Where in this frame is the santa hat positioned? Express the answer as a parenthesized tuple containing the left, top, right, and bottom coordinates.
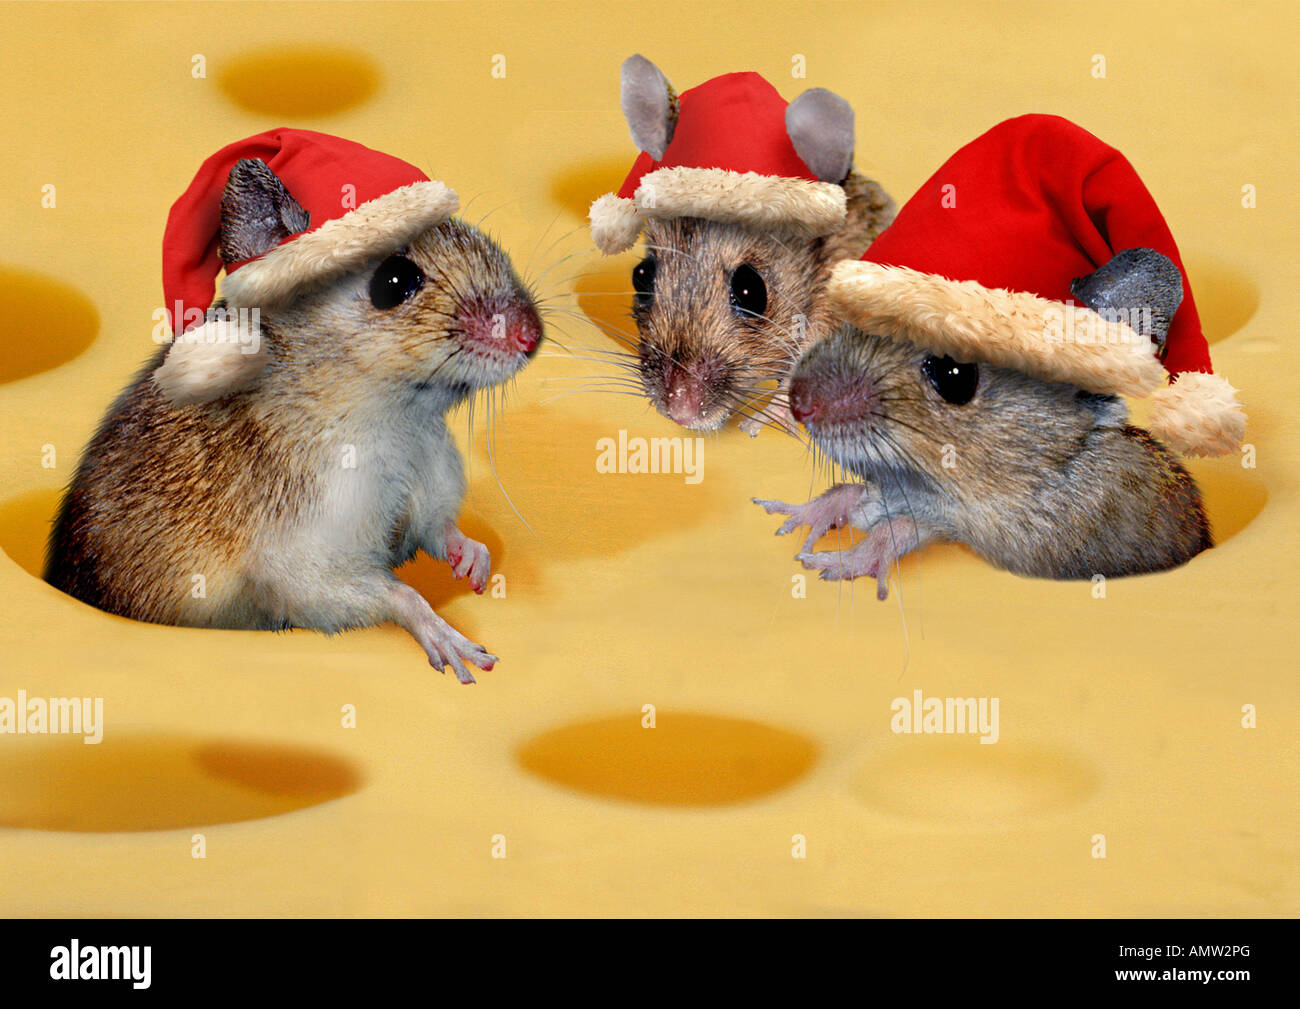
(152, 128, 458, 405)
(827, 114, 1245, 457)
(588, 56, 854, 255)
(162, 127, 458, 333)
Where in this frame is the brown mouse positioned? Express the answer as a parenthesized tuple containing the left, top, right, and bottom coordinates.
(589, 55, 895, 433)
(756, 250, 1213, 598)
(45, 139, 541, 684)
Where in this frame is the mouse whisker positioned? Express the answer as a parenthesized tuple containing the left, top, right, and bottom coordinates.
(529, 249, 611, 294)
(468, 195, 523, 232)
(523, 220, 593, 284)
(476, 377, 537, 540)
(522, 208, 570, 280)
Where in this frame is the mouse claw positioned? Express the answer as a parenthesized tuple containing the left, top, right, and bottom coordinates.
(752, 498, 799, 531)
(757, 484, 870, 550)
(795, 516, 920, 598)
(444, 524, 491, 593)
(390, 582, 497, 683)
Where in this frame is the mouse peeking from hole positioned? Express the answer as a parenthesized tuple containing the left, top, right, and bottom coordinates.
(588, 55, 895, 434)
(756, 115, 1246, 598)
(44, 129, 542, 683)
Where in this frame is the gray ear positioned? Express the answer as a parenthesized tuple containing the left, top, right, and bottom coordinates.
(1070, 248, 1183, 350)
(786, 88, 855, 183)
(218, 158, 311, 264)
(620, 54, 678, 160)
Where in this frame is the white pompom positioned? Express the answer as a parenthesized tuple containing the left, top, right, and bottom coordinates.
(1147, 371, 1246, 457)
(152, 318, 268, 406)
(589, 194, 642, 255)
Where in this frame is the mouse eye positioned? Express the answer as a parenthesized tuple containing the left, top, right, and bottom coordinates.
(729, 264, 767, 318)
(632, 255, 656, 306)
(922, 354, 979, 405)
(369, 254, 424, 310)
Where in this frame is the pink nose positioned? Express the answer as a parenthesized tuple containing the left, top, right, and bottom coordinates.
(506, 304, 542, 354)
(664, 364, 705, 426)
(788, 377, 819, 424)
(457, 298, 542, 355)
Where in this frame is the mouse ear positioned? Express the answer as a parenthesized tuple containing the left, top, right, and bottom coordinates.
(219, 158, 311, 265)
(152, 315, 268, 407)
(786, 88, 855, 183)
(1070, 248, 1184, 353)
(620, 54, 678, 160)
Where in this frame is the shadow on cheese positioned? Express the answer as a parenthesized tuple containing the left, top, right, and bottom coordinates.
(0, 732, 362, 832)
(217, 46, 380, 118)
(0, 267, 99, 384)
(517, 711, 817, 806)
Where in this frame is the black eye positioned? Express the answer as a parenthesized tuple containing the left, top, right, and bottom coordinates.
(729, 264, 767, 318)
(922, 354, 979, 405)
(369, 254, 424, 310)
(632, 255, 656, 306)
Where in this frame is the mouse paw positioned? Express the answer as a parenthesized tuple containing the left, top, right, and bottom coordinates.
(754, 483, 871, 553)
(413, 611, 498, 684)
(796, 517, 919, 601)
(738, 400, 798, 438)
(389, 583, 497, 683)
(444, 524, 491, 594)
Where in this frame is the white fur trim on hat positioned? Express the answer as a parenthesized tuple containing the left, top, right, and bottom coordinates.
(827, 260, 1167, 399)
(589, 166, 847, 255)
(589, 193, 644, 255)
(1147, 370, 1245, 457)
(152, 317, 268, 406)
(219, 180, 458, 309)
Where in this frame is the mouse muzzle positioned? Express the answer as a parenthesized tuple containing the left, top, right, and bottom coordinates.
(651, 352, 733, 430)
(452, 292, 542, 379)
(788, 368, 878, 432)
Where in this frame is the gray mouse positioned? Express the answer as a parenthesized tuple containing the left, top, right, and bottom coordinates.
(755, 248, 1212, 598)
(590, 55, 895, 433)
(45, 156, 541, 683)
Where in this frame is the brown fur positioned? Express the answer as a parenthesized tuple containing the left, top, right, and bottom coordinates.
(793, 325, 1211, 580)
(634, 170, 894, 429)
(45, 217, 536, 629)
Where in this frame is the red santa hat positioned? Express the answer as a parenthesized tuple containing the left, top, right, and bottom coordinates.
(589, 58, 852, 255)
(162, 128, 458, 333)
(827, 114, 1245, 457)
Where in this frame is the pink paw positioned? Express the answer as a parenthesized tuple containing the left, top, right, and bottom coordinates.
(754, 483, 871, 553)
(738, 399, 798, 437)
(796, 517, 918, 600)
(444, 525, 491, 594)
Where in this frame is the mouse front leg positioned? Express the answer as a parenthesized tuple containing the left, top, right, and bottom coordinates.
(440, 520, 491, 595)
(754, 482, 877, 553)
(738, 376, 800, 437)
(796, 516, 939, 601)
(755, 484, 940, 600)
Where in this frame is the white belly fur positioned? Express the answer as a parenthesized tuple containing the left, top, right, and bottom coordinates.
(231, 408, 466, 630)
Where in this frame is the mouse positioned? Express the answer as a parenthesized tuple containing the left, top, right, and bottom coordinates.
(755, 248, 1213, 599)
(44, 140, 542, 684)
(588, 55, 895, 433)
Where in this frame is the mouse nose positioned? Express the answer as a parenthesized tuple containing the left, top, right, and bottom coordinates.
(456, 297, 542, 356)
(506, 301, 542, 354)
(663, 362, 706, 427)
(788, 377, 819, 425)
